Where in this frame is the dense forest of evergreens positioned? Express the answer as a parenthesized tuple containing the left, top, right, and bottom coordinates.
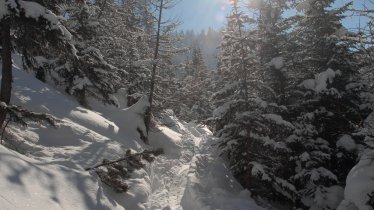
(0, 0, 373, 209)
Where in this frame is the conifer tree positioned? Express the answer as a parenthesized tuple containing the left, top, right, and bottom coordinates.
(0, 0, 73, 127)
(145, 0, 180, 137)
(286, 1, 373, 208)
(254, 0, 290, 104)
(213, 1, 297, 206)
(175, 44, 212, 122)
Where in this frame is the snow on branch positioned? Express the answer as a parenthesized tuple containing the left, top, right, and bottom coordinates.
(0, 101, 58, 127)
(85, 149, 164, 193)
(300, 68, 341, 93)
(0, 0, 72, 40)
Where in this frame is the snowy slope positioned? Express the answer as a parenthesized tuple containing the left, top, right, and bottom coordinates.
(0, 144, 123, 210)
(0, 61, 263, 209)
(1, 60, 149, 210)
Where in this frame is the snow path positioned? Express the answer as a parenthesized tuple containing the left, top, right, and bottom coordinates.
(145, 123, 264, 210)
(146, 127, 196, 210)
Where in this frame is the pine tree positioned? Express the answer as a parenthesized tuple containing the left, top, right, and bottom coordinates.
(174, 44, 212, 122)
(286, 1, 373, 209)
(254, 0, 290, 104)
(63, 0, 152, 107)
(213, 1, 297, 207)
(0, 0, 73, 127)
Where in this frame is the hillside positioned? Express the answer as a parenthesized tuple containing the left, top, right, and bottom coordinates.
(0, 60, 262, 210)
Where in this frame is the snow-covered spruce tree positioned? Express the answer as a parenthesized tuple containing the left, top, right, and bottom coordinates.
(18, 0, 152, 107)
(61, 0, 153, 107)
(175, 44, 213, 122)
(88, 0, 153, 107)
(285, 1, 373, 209)
(10, 0, 117, 107)
(188, 45, 213, 121)
(58, 2, 120, 106)
(212, 1, 297, 207)
(0, 0, 72, 127)
(252, 0, 291, 104)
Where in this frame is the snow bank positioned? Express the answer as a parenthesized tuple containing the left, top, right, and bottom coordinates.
(1, 62, 152, 210)
(148, 126, 182, 157)
(11, 66, 123, 139)
(0, 145, 124, 210)
(158, 109, 186, 133)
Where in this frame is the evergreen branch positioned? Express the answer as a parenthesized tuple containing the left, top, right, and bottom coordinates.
(85, 148, 164, 171)
(0, 102, 59, 127)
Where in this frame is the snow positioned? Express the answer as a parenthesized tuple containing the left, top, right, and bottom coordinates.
(1, 0, 72, 40)
(0, 60, 263, 209)
(180, 125, 265, 210)
(0, 62, 151, 209)
(296, 0, 314, 12)
(294, 167, 338, 183)
(145, 117, 264, 210)
(336, 135, 357, 152)
(213, 100, 233, 118)
(72, 77, 93, 91)
(253, 97, 268, 108)
(334, 26, 349, 38)
(250, 162, 271, 181)
(300, 152, 311, 162)
(250, 132, 288, 150)
(0, 145, 124, 210)
(0, 0, 9, 18)
(0, 101, 7, 109)
(312, 186, 344, 210)
(269, 57, 284, 70)
(263, 113, 294, 129)
(338, 150, 374, 210)
(248, 0, 264, 9)
(148, 126, 182, 157)
(301, 68, 341, 93)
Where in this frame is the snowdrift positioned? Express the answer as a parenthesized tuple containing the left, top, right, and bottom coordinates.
(0, 144, 123, 210)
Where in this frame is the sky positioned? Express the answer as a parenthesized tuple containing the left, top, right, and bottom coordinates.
(166, 0, 373, 33)
(165, 0, 231, 32)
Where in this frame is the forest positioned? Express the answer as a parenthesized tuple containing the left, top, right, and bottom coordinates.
(0, 0, 373, 209)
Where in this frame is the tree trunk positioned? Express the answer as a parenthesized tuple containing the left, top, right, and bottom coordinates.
(233, 2, 248, 102)
(0, 19, 13, 128)
(144, 0, 163, 142)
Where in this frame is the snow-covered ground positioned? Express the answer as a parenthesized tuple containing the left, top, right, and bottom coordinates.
(146, 116, 263, 210)
(0, 61, 263, 209)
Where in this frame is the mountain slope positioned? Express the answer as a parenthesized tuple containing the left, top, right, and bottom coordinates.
(0, 60, 263, 210)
